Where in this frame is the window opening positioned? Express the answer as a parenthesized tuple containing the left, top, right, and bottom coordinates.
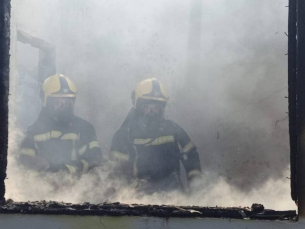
(0, 0, 302, 220)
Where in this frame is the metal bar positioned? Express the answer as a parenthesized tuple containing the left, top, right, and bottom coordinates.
(0, 0, 11, 203)
(297, 0, 305, 217)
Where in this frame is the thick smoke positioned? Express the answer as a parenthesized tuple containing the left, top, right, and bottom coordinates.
(7, 0, 295, 210)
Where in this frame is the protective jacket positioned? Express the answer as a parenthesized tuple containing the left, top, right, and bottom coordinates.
(19, 108, 102, 174)
(110, 114, 201, 192)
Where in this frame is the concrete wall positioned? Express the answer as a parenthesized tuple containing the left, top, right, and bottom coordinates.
(0, 214, 303, 229)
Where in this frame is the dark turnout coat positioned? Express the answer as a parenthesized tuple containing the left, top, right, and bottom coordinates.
(19, 108, 102, 174)
(110, 112, 201, 191)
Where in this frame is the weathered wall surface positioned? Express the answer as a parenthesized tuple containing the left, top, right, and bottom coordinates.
(0, 214, 303, 229)
(0, 0, 10, 202)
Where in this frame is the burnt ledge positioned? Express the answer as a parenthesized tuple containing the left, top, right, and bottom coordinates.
(0, 200, 297, 221)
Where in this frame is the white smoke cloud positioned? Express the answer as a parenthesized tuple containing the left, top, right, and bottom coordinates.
(6, 160, 295, 210)
(6, 0, 296, 211)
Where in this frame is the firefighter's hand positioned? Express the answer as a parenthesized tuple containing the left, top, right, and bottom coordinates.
(32, 156, 50, 171)
(188, 170, 202, 193)
(63, 161, 82, 174)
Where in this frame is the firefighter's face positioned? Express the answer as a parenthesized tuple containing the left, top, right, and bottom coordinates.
(139, 100, 164, 122)
(47, 97, 75, 122)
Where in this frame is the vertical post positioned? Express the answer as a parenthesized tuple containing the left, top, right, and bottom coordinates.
(0, 0, 11, 203)
(185, 0, 202, 89)
(297, 0, 305, 217)
(178, 0, 202, 102)
(288, 0, 297, 203)
(187, 0, 202, 72)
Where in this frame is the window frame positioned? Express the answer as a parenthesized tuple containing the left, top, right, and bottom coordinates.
(0, 0, 304, 220)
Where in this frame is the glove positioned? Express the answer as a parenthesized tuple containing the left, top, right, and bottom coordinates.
(63, 161, 83, 174)
(32, 155, 50, 171)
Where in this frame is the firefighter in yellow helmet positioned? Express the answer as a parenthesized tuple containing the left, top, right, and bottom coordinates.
(19, 74, 102, 174)
(110, 78, 202, 193)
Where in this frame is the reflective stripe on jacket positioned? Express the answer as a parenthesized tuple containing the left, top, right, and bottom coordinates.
(19, 108, 102, 174)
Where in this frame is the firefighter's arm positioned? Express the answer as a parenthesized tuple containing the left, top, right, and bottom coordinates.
(75, 124, 102, 174)
(19, 132, 50, 171)
(109, 128, 133, 179)
(174, 122, 202, 182)
(181, 147, 202, 182)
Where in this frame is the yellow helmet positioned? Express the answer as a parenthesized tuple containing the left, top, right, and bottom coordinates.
(41, 73, 77, 106)
(132, 78, 169, 108)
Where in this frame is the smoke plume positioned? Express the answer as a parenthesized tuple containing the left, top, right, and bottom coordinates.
(6, 0, 295, 210)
